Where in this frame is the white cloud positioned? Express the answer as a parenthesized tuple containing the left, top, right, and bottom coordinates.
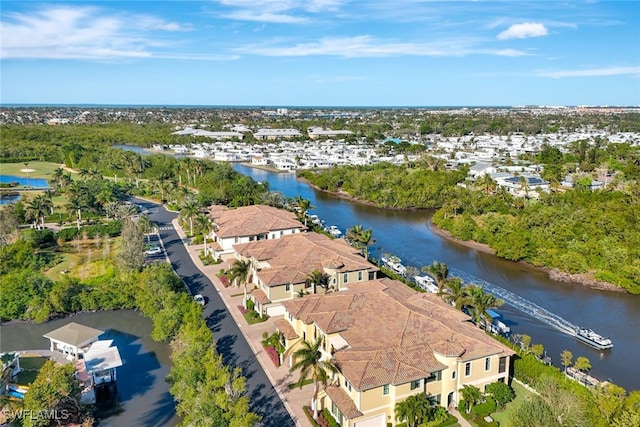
(497, 22, 549, 40)
(223, 11, 308, 24)
(0, 5, 220, 61)
(538, 66, 640, 78)
(216, 0, 343, 23)
(235, 35, 528, 58)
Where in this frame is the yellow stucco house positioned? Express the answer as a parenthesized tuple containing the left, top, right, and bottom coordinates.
(233, 232, 379, 317)
(279, 278, 515, 427)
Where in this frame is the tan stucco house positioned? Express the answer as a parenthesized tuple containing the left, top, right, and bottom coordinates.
(233, 232, 379, 317)
(280, 278, 515, 427)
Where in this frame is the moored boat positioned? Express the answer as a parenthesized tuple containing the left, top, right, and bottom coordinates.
(413, 275, 438, 293)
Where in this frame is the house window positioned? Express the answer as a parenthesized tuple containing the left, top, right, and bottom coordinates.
(345, 379, 352, 392)
(451, 371, 456, 380)
(383, 384, 390, 395)
(331, 402, 344, 424)
(410, 380, 421, 390)
(343, 273, 348, 284)
(358, 271, 363, 281)
(499, 357, 507, 373)
(426, 371, 442, 383)
(249, 236, 255, 241)
(280, 231, 284, 236)
(271, 234, 276, 239)
(285, 283, 291, 292)
(485, 357, 491, 371)
(434, 394, 442, 405)
(465, 362, 471, 377)
(234, 237, 239, 243)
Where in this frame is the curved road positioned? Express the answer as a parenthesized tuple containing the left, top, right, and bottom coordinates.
(135, 198, 294, 427)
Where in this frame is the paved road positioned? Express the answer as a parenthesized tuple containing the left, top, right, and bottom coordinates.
(134, 198, 294, 427)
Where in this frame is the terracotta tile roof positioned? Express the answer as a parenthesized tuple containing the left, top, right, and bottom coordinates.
(252, 289, 270, 305)
(324, 385, 363, 419)
(235, 232, 378, 287)
(274, 319, 299, 340)
(284, 278, 514, 391)
(208, 204, 305, 238)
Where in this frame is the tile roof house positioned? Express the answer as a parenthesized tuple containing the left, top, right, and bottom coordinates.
(43, 322, 104, 360)
(280, 279, 515, 427)
(233, 232, 379, 317)
(206, 204, 306, 259)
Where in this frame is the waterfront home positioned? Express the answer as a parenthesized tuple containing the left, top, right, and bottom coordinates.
(280, 278, 514, 427)
(43, 322, 104, 361)
(234, 232, 378, 317)
(206, 204, 306, 259)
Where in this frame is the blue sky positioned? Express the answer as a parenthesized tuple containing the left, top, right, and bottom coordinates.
(1, 1, 639, 106)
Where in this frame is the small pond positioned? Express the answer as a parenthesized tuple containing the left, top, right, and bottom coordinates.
(0, 310, 178, 427)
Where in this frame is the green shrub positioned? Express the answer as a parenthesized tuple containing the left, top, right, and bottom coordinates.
(471, 397, 496, 417)
(323, 408, 340, 427)
(246, 299, 255, 311)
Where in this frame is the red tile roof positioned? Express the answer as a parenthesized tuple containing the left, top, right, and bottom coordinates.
(283, 278, 514, 391)
(208, 204, 306, 238)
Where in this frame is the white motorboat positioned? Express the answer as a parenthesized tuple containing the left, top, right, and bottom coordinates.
(575, 327, 613, 350)
(414, 275, 438, 293)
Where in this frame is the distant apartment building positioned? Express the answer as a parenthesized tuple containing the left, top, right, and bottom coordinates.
(308, 127, 355, 139)
(206, 205, 306, 259)
(253, 128, 302, 140)
(279, 279, 514, 427)
(172, 127, 243, 140)
(233, 232, 378, 317)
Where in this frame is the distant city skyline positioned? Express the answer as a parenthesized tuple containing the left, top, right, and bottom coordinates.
(1, 1, 639, 106)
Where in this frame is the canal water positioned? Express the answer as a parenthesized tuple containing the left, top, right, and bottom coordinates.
(232, 164, 640, 391)
(0, 310, 178, 427)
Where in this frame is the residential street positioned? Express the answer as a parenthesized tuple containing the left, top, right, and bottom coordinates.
(134, 198, 294, 427)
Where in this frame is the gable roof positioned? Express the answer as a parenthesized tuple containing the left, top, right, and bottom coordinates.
(283, 278, 514, 391)
(43, 322, 104, 347)
(235, 232, 378, 287)
(208, 204, 306, 238)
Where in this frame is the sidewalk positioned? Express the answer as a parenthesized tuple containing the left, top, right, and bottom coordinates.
(171, 219, 313, 427)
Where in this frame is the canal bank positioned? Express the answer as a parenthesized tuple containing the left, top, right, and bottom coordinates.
(0, 310, 179, 427)
(231, 163, 640, 391)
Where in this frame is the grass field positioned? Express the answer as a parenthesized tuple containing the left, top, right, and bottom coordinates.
(490, 381, 535, 426)
(0, 161, 71, 180)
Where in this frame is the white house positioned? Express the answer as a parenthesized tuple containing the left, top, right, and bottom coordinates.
(206, 205, 307, 259)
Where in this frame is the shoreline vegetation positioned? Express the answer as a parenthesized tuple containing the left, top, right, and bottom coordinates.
(298, 175, 629, 294)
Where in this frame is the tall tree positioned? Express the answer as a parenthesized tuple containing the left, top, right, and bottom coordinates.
(460, 384, 482, 414)
(560, 350, 573, 373)
(228, 259, 252, 309)
(395, 393, 434, 427)
(117, 219, 145, 271)
(180, 198, 199, 237)
(422, 261, 449, 292)
(293, 196, 313, 226)
(306, 269, 330, 294)
(290, 338, 338, 420)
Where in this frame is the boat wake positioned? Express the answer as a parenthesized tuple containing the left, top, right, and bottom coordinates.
(449, 268, 579, 337)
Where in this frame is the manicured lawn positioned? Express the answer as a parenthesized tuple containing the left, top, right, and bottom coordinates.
(244, 310, 268, 325)
(44, 240, 115, 281)
(18, 356, 47, 370)
(491, 381, 535, 426)
(1, 161, 71, 179)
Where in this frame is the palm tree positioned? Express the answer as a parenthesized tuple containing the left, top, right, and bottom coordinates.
(477, 173, 497, 194)
(346, 224, 364, 247)
(306, 269, 329, 294)
(180, 198, 199, 237)
(117, 203, 138, 220)
(395, 393, 434, 427)
(422, 261, 449, 292)
(293, 196, 313, 226)
(518, 175, 530, 198)
(26, 194, 50, 229)
(441, 277, 468, 309)
(228, 259, 252, 309)
(460, 384, 482, 414)
(359, 228, 375, 260)
(104, 201, 121, 220)
(195, 214, 212, 254)
(290, 338, 339, 420)
(65, 197, 84, 231)
(465, 285, 504, 326)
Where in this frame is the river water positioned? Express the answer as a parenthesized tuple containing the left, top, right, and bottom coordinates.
(0, 310, 178, 427)
(232, 164, 640, 391)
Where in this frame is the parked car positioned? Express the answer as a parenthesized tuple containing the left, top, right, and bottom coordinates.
(145, 245, 162, 255)
(194, 294, 206, 306)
